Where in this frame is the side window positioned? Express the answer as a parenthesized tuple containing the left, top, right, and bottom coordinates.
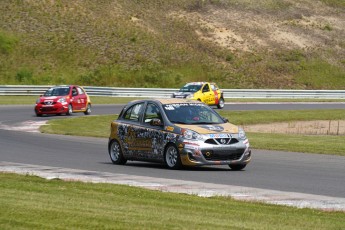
(77, 87, 85, 95)
(144, 103, 162, 124)
(123, 103, 144, 122)
(202, 84, 210, 92)
(72, 87, 78, 96)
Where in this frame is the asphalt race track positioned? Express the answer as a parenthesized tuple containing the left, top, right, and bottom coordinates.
(1, 103, 345, 210)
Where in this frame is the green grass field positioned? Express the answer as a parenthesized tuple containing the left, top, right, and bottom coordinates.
(1, 173, 344, 230)
(38, 109, 345, 156)
(1, 1, 345, 89)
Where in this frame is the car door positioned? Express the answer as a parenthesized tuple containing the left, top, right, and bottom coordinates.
(142, 103, 165, 160)
(202, 83, 215, 105)
(120, 102, 145, 159)
(71, 86, 81, 110)
(76, 86, 87, 110)
(210, 83, 220, 105)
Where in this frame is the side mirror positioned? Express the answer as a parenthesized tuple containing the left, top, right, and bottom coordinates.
(223, 117, 229, 122)
(150, 118, 163, 126)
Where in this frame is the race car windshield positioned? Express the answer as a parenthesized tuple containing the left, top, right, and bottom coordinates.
(163, 103, 225, 125)
(179, 84, 202, 92)
(44, 87, 70, 96)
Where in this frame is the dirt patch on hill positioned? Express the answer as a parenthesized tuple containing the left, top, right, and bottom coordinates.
(170, 3, 345, 52)
(244, 120, 345, 135)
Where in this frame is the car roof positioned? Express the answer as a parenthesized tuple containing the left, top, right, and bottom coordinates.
(184, 82, 206, 85)
(184, 82, 218, 86)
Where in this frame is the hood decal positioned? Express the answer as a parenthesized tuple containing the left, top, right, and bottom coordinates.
(175, 123, 239, 134)
(199, 125, 224, 132)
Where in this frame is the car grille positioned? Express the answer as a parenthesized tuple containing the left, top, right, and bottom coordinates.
(40, 107, 58, 112)
(204, 138, 239, 145)
(202, 150, 243, 161)
(41, 101, 56, 105)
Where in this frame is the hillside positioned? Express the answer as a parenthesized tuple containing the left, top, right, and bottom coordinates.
(0, 0, 344, 89)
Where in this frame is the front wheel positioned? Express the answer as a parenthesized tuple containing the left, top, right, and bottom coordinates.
(66, 104, 73, 115)
(84, 103, 91, 115)
(229, 164, 247, 171)
(164, 144, 182, 169)
(217, 98, 225, 109)
(109, 140, 127, 165)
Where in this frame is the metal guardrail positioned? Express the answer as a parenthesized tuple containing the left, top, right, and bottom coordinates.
(0, 85, 344, 99)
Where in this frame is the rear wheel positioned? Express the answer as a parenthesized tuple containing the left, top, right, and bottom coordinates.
(164, 144, 182, 169)
(66, 104, 73, 115)
(109, 140, 127, 165)
(229, 164, 247, 171)
(84, 103, 91, 115)
(217, 98, 225, 109)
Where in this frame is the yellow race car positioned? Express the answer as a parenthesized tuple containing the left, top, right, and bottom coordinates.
(172, 82, 225, 109)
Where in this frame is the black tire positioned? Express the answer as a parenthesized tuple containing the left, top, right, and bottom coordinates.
(164, 144, 182, 169)
(229, 164, 247, 171)
(217, 98, 225, 109)
(84, 103, 91, 115)
(66, 104, 73, 116)
(109, 140, 127, 165)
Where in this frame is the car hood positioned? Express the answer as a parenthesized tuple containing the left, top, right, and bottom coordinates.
(38, 96, 65, 102)
(175, 122, 239, 134)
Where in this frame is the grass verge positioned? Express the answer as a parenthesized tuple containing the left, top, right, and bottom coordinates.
(40, 109, 345, 156)
(1, 173, 344, 229)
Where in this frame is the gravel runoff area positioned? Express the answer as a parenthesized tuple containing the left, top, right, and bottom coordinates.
(1, 161, 345, 212)
(245, 120, 345, 135)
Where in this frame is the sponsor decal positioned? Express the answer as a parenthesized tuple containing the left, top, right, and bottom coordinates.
(209, 133, 231, 138)
(214, 90, 219, 104)
(165, 126, 174, 132)
(201, 125, 224, 132)
(164, 103, 204, 110)
(184, 144, 199, 150)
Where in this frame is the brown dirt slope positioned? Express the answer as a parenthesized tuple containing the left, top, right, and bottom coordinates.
(0, 1, 344, 89)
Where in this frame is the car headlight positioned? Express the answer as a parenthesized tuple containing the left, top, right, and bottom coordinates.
(58, 97, 67, 104)
(182, 129, 202, 140)
(186, 94, 193, 99)
(238, 129, 246, 139)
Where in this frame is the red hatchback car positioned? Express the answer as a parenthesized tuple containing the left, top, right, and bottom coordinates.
(34, 85, 91, 116)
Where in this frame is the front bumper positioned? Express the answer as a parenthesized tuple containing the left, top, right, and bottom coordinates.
(179, 140, 251, 167)
(35, 104, 68, 115)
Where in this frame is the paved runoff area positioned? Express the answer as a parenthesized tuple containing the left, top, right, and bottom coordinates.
(1, 161, 344, 212)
